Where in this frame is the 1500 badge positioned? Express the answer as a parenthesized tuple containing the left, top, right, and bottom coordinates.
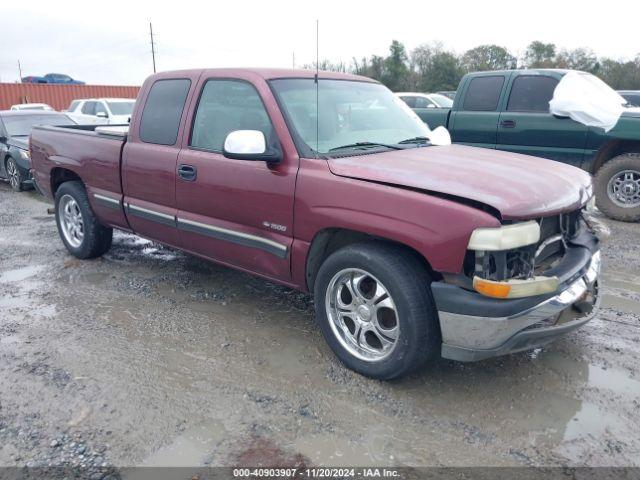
(262, 221, 287, 232)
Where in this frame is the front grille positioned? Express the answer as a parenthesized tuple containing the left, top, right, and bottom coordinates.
(534, 211, 582, 271)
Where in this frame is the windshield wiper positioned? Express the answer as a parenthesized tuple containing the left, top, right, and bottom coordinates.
(328, 142, 402, 152)
(398, 136, 430, 145)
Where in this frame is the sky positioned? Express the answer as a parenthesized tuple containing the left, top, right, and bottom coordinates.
(1, 0, 638, 85)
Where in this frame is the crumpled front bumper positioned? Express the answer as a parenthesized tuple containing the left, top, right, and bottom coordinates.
(433, 249, 601, 362)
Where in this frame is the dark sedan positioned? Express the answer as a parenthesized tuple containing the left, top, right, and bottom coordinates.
(0, 111, 76, 192)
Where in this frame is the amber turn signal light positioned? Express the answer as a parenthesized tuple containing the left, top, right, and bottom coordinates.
(473, 278, 512, 298)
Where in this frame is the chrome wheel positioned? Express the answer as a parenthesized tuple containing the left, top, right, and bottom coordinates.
(59, 194, 85, 248)
(607, 169, 640, 207)
(325, 268, 399, 362)
(6, 159, 20, 190)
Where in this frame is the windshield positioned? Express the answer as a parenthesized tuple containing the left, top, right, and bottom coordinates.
(4, 114, 76, 137)
(106, 101, 134, 116)
(270, 79, 430, 156)
(430, 94, 454, 108)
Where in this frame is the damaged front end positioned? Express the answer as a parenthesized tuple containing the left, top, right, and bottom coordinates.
(432, 201, 602, 362)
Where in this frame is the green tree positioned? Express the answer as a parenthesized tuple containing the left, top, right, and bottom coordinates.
(411, 43, 464, 92)
(523, 41, 557, 68)
(382, 40, 410, 91)
(461, 45, 516, 72)
(598, 56, 640, 89)
(556, 48, 599, 73)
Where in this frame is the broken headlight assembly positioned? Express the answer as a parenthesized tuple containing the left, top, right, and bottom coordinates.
(465, 220, 560, 299)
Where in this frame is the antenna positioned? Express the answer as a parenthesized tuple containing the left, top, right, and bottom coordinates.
(149, 22, 157, 73)
(17, 60, 23, 82)
(315, 19, 319, 158)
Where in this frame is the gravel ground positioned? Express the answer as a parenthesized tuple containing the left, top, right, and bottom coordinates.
(0, 182, 639, 473)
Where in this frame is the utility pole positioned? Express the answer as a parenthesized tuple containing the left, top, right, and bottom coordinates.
(149, 22, 156, 73)
(17, 60, 22, 82)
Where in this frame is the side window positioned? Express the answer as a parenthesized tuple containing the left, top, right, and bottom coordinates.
(414, 97, 434, 108)
(81, 101, 96, 115)
(139, 79, 191, 145)
(400, 96, 416, 108)
(507, 76, 559, 112)
(463, 76, 505, 111)
(190, 80, 274, 153)
(68, 100, 80, 112)
(95, 102, 108, 116)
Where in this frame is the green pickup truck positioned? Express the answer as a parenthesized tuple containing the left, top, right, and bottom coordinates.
(400, 69, 640, 222)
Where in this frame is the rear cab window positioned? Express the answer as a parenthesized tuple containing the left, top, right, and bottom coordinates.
(507, 75, 559, 112)
(462, 76, 505, 111)
(140, 79, 191, 145)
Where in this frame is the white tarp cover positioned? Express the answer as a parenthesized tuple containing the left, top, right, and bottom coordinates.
(549, 71, 627, 132)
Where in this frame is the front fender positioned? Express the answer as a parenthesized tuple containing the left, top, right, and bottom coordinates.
(294, 159, 500, 275)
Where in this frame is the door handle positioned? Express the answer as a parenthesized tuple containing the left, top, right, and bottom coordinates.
(500, 119, 516, 128)
(177, 164, 197, 181)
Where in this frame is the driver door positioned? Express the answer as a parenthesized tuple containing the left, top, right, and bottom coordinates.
(175, 77, 297, 280)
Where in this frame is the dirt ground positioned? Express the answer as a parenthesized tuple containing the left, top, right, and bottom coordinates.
(0, 181, 639, 472)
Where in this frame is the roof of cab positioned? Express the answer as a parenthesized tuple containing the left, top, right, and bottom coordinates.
(147, 68, 377, 83)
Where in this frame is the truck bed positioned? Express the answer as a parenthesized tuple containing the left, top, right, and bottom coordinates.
(30, 124, 129, 231)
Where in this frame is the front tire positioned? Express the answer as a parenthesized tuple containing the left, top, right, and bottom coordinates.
(55, 181, 113, 259)
(594, 153, 640, 222)
(314, 242, 440, 380)
(6, 157, 24, 192)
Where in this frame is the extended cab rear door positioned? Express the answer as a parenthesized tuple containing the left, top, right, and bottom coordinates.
(496, 73, 588, 167)
(448, 73, 507, 148)
(174, 74, 297, 280)
(122, 74, 198, 247)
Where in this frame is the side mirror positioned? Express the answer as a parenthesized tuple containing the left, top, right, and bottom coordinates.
(427, 104, 436, 109)
(552, 113, 569, 119)
(96, 112, 108, 119)
(222, 130, 282, 164)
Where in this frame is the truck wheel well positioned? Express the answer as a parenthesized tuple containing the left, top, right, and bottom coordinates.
(305, 228, 438, 293)
(591, 140, 640, 174)
(50, 168, 82, 195)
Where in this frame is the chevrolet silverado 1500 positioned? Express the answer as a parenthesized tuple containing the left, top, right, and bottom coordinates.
(402, 69, 640, 222)
(30, 69, 601, 379)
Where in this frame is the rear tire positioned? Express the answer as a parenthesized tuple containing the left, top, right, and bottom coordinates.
(594, 153, 640, 222)
(54, 181, 113, 259)
(314, 242, 440, 380)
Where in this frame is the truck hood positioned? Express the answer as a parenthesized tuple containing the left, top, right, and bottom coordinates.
(327, 145, 593, 220)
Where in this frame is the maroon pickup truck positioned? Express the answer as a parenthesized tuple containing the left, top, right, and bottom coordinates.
(30, 68, 601, 379)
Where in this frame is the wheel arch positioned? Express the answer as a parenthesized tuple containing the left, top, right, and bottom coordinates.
(50, 167, 83, 196)
(591, 140, 640, 174)
(305, 227, 439, 293)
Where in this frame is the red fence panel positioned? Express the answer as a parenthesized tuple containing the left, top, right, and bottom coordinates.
(0, 83, 141, 111)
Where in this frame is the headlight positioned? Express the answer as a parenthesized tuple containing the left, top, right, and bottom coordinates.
(20, 149, 30, 160)
(467, 221, 540, 251)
